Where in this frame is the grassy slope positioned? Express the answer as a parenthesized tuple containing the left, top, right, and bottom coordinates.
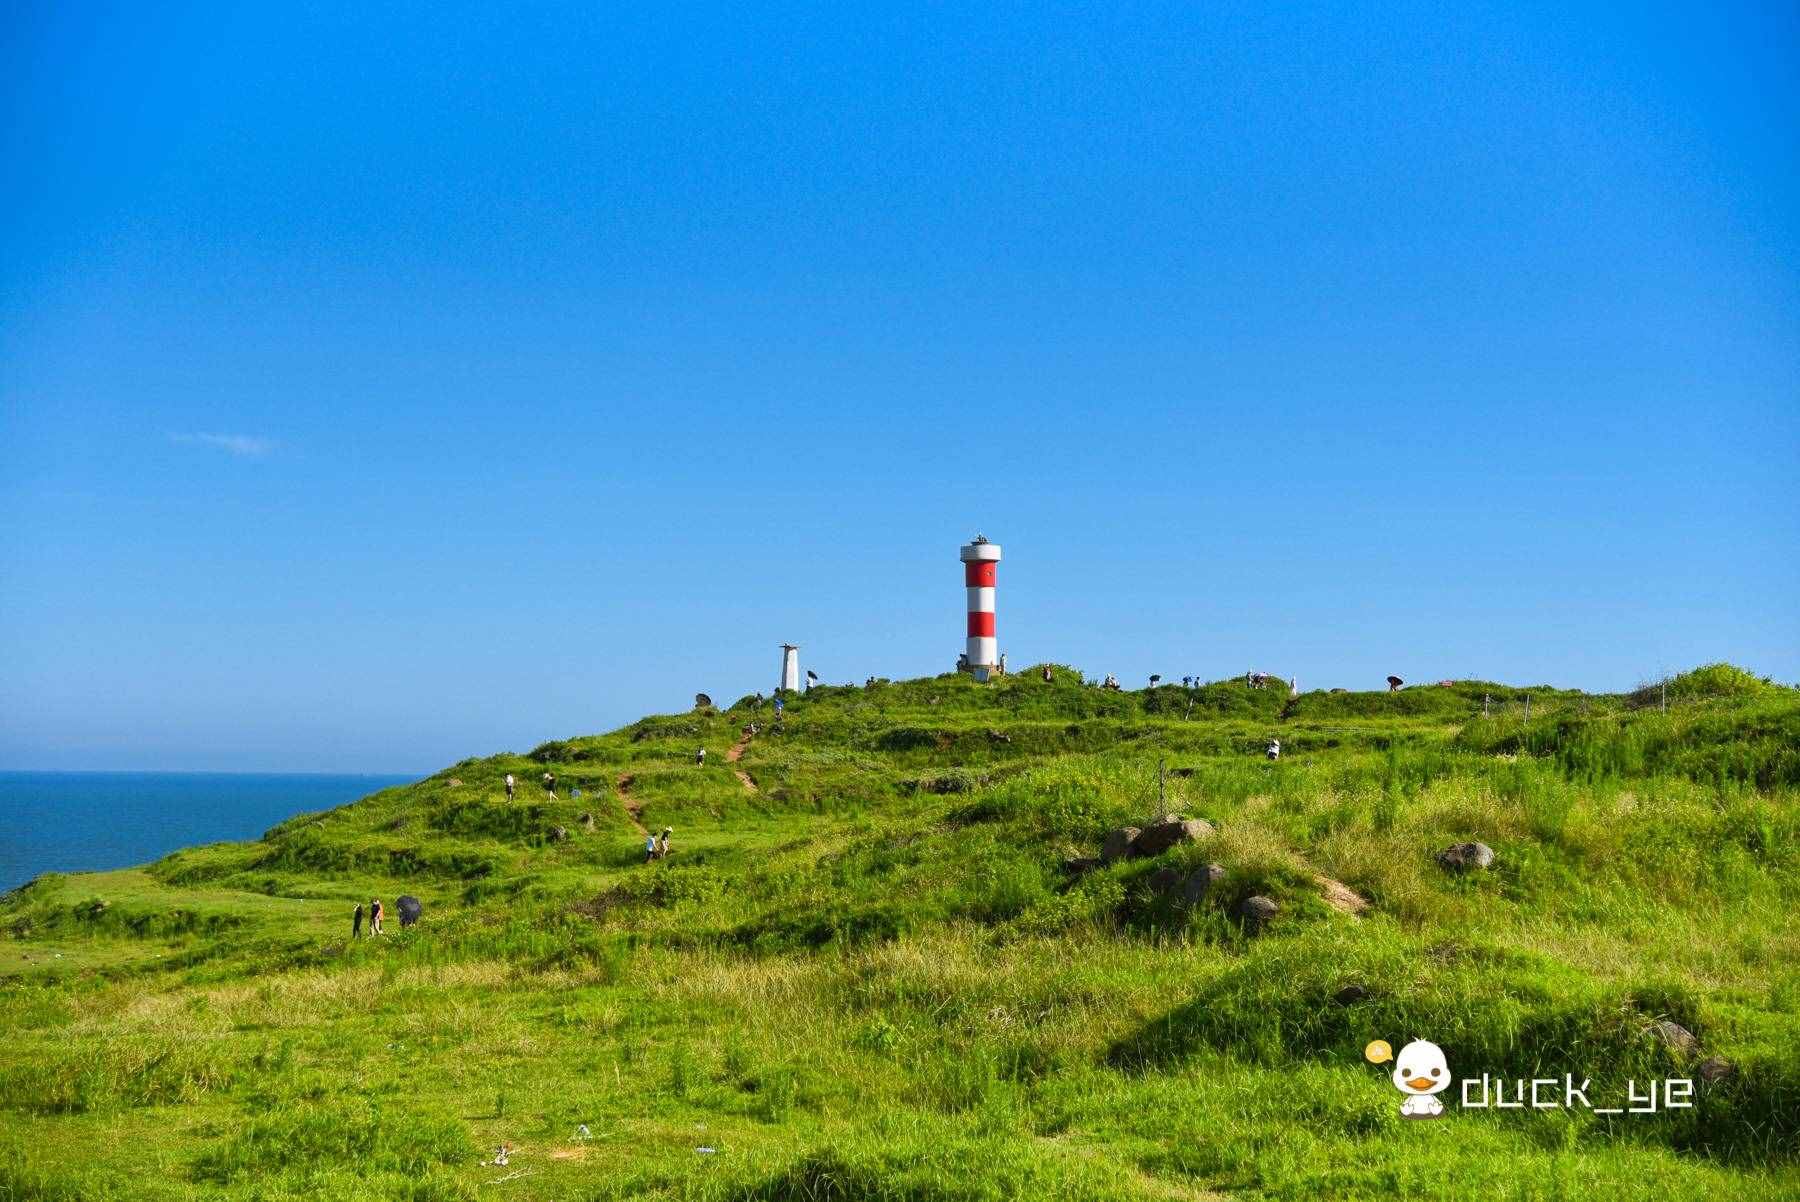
(2, 666, 1797, 1201)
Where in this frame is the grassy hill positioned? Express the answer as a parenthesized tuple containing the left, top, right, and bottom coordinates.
(3, 665, 1797, 1201)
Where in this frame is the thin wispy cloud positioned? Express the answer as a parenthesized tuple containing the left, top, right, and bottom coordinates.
(170, 433, 275, 458)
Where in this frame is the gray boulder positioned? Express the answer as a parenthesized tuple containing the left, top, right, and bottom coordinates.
(1648, 1020, 1698, 1057)
(1146, 866, 1182, 895)
(1236, 895, 1279, 930)
(548, 825, 571, 843)
(1062, 856, 1100, 875)
(1696, 1055, 1735, 1084)
(1333, 984, 1369, 1006)
(1131, 815, 1216, 858)
(1181, 863, 1226, 906)
(1435, 841, 1496, 872)
(1101, 827, 1141, 863)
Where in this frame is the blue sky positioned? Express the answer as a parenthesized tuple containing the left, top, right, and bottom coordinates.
(2, 2, 1795, 772)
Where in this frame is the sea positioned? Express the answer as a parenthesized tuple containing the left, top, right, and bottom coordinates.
(0, 771, 418, 893)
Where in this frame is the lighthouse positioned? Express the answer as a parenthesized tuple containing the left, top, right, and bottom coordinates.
(960, 536, 1002, 682)
(778, 644, 800, 693)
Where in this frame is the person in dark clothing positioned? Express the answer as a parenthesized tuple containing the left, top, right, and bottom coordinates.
(370, 897, 384, 935)
(353, 902, 364, 938)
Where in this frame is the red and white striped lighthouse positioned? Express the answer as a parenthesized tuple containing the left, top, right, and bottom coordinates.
(960, 535, 1002, 682)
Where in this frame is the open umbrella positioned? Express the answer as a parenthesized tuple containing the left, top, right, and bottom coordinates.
(396, 895, 422, 928)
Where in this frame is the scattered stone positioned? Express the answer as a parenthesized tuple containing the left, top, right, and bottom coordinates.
(548, 826, 571, 843)
(1333, 984, 1369, 1005)
(1146, 866, 1182, 895)
(1696, 1055, 1735, 1085)
(578, 812, 597, 830)
(1101, 827, 1141, 864)
(1181, 863, 1225, 906)
(1648, 1020, 1698, 1057)
(1316, 875, 1369, 914)
(1435, 841, 1496, 872)
(447, 777, 463, 787)
(1062, 856, 1100, 875)
(1131, 816, 1216, 858)
(985, 728, 1012, 744)
(1236, 895, 1279, 930)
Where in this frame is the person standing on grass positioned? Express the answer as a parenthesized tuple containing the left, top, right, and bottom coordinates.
(542, 771, 556, 798)
(658, 828, 672, 858)
(696, 747, 706, 766)
(352, 902, 364, 939)
(644, 833, 658, 864)
(504, 773, 515, 801)
(370, 897, 384, 935)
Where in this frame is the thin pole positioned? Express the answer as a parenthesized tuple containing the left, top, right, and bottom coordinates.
(1661, 682, 1666, 714)
(1158, 757, 1166, 819)
(1524, 694, 1530, 722)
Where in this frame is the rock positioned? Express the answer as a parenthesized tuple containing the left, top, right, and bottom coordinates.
(1062, 856, 1100, 875)
(1316, 875, 1369, 914)
(548, 825, 571, 843)
(1100, 827, 1141, 863)
(1236, 895, 1279, 930)
(578, 812, 597, 830)
(1696, 1055, 1735, 1084)
(1130, 815, 1216, 858)
(1181, 863, 1225, 905)
(1435, 841, 1496, 872)
(985, 728, 1012, 744)
(1333, 984, 1369, 1006)
(1648, 1020, 1698, 1057)
(447, 777, 463, 787)
(1146, 866, 1182, 895)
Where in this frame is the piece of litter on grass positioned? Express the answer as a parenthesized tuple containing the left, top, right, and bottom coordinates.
(576, 1124, 591, 1139)
(696, 1147, 717, 1155)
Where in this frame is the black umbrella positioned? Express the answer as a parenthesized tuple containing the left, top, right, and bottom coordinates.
(396, 895, 422, 928)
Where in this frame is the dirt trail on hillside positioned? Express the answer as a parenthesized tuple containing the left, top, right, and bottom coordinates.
(726, 732, 759, 793)
(615, 773, 647, 836)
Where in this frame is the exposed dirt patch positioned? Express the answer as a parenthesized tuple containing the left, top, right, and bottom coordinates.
(616, 774, 647, 836)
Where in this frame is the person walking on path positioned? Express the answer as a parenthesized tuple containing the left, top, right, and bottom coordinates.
(644, 833, 658, 864)
(369, 897, 384, 936)
(505, 773, 515, 801)
(1266, 738, 1281, 762)
(542, 771, 556, 798)
(657, 828, 672, 858)
(695, 747, 706, 766)
(352, 902, 364, 939)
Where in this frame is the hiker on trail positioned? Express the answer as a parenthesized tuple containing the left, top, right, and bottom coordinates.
(352, 902, 364, 939)
(1387, 675, 1404, 693)
(1042, 665, 1053, 682)
(543, 771, 556, 798)
(504, 773, 515, 800)
(369, 897, 384, 936)
(644, 834, 658, 864)
(1267, 738, 1281, 762)
(774, 697, 784, 720)
(658, 828, 672, 858)
(696, 747, 706, 766)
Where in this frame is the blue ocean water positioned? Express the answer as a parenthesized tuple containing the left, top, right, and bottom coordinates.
(0, 771, 416, 892)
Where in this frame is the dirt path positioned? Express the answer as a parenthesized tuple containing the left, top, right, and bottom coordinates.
(726, 733, 758, 793)
(615, 773, 647, 836)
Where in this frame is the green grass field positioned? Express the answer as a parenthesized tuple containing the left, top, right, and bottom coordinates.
(3, 664, 1797, 1200)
